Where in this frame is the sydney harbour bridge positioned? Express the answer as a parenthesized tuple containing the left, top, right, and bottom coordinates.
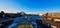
(0, 11, 51, 28)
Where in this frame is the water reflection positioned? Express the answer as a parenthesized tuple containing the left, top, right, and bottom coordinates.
(8, 15, 41, 28)
(0, 15, 51, 28)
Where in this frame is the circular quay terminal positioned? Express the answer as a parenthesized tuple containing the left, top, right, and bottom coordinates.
(0, 0, 60, 28)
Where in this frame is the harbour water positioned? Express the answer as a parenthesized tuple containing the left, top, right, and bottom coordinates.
(0, 15, 51, 28)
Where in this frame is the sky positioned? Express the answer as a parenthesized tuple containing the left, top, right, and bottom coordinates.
(0, 0, 60, 14)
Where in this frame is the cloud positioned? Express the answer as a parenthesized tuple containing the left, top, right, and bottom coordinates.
(0, 8, 17, 13)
